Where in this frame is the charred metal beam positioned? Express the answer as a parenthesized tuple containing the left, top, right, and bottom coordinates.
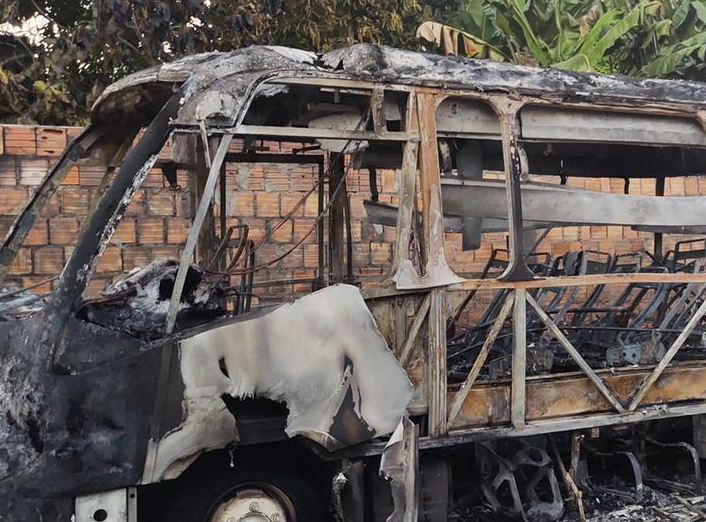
(442, 178, 706, 228)
(165, 133, 234, 334)
(44, 92, 181, 332)
(363, 199, 553, 234)
(498, 103, 534, 281)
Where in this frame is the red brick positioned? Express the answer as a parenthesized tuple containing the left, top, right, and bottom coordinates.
(36, 128, 67, 156)
(147, 190, 175, 216)
(9, 248, 32, 275)
(0, 157, 16, 185)
(176, 169, 191, 190)
(122, 246, 152, 270)
(353, 243, 371, 267)
(61, 165, 80, 186)
(96, 246, 123, 273)
(668, 177, 685, 196)
(233, 164, 264, 191)
(228, 192, 254, 217)
(78, 164, 107, 186)
(167, 218, 190, 244)
(0, 187, 29, 215)
(293, 268, 316, 292)
(245, 218, 266, 242)
(21, 276, 53, 293)
(0, 218, 12, 239)
(607, 226, 623, 239)
(685, 176, 699, 196)
(4, 126, 36, 155)
(65, 127, 82, 140)
(49, 217, 79, 244)
(151, 246, 182, 260)
(280, 247, 302, 268)
(303, 244, 319, 268)
(290, 166, 316, 191)
(18, 158, 49, 186)
(112, 219, 137, 244)
(281, 194, 306, 218)
(175, 191, 193, 217)
(34, 246, 64, 274)
(60, 187, 89, 215)
(263, 165, 290, 191)
(590, 226, 607, 239)
(126, 190, 147, 216)
(349, 194, 367, 219)
(303, 194, 319, 217)
(23, 219, 48, 246)
(293, 219, 316, 243)
(381, 169, 397, 193)
(143, 167, 165, 188)
(138, 218, 165, 243)
(256, 192, 279, 217)
(271, 221, 292, 242)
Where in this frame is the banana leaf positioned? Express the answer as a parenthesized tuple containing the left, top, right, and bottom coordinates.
(416, 21, 508, 60)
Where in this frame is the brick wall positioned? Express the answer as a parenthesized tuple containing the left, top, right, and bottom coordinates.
(1, 124, 705, 307)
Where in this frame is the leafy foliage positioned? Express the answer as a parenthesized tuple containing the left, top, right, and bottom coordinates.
(418, 0, 706, 79)
(0, 0, 446, 124)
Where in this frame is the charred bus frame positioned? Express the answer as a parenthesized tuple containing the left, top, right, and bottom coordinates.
(4, 44, 706, 521)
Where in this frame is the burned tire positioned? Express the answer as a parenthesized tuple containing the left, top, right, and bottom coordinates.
(171, 467, 329, 522)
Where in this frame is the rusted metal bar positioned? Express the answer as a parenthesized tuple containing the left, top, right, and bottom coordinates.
(655, 176, 665, 259)
(393, 92, 460, 289)
(511, 289, 527, 426)
(224, 152, 324, 165)
(399, 293, 431, 366)
(449, 272, 706, 292)
(231, 124, 413, 142)
(391, 93, 419, 281)
(371, 87, 386, 135)
(526, 292, 626, 413)
(329, 401, 706, 460)
(417, 92, 435, 269)
(81, 131, 138, 235)
(426, 289, 448, 436)
(548, 434, 586, 522)
(448, 293, 515, 424)
(165, 133, 234, 334)
(195, 138, 219, 266)
(317, 159, 325, 287)
(219, 159, 227, 255)
(628, 296, 706, 411)
(329, 154, 347, 284)
(46, 95, 181, 329)
(497, 100, 533, 281)
(570, 431, 583, 485)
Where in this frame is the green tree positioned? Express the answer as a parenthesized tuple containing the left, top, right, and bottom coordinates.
(418, 0, 706, 79)
(0, 0, 445, 125)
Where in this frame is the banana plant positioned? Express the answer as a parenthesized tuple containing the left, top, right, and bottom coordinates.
(417, 0, 673, 75)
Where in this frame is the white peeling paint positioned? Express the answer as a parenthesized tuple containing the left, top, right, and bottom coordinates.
(146, 284, 413, 482)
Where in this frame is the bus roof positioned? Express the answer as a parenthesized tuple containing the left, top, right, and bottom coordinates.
(93, 43, 706, 124)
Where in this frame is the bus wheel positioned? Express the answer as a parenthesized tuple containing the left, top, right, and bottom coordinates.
(173, 468, 327, 522)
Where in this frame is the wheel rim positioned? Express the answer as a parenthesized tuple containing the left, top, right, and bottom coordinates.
(208, 482, 296, 522)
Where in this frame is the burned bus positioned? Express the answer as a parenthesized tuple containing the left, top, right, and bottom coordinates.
(3, 43, 706, 521)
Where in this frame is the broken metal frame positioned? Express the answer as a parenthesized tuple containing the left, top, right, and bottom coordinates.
(311, 78, 706, 443)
